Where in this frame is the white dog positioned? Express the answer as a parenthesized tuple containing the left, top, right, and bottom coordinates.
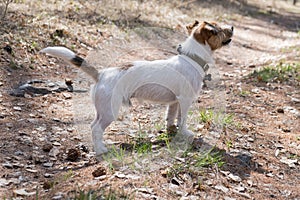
(41, 21, 233, 156)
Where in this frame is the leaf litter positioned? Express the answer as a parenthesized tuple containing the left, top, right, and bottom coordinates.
(0, 0, 300, 199)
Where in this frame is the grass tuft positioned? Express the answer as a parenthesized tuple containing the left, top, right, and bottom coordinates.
(194, 147, 225, 168)
(249, 62, 300, 83)
(198, 109, 234, 127)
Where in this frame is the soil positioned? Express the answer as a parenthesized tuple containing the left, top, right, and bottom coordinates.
(0, 0, 299, 199)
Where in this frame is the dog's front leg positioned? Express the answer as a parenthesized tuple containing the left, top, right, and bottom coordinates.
(177, 100, 194, 143)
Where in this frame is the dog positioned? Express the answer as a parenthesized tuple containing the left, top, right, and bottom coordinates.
(41, 21, 233, 156)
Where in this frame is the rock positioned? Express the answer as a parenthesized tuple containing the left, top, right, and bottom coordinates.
(49, 147, 60, 158)
(224, 197, 236, 200)
(62, 92, 72, 99)
(290, 97, 300, 103)
(228, 173, 242, 182)
(3, 162, 13, 169)
(13, 106, 22, 111)
(234, 185, 245, 192)
(26, 169, 38, 173)
(52, 142, 61, 146)
(0, 178, 10, 186)
(44, 173, 54, 178)
(52, 192, 64, 200)
(47, 82, 56, 87)
(251, 88, 260, 94)
(214, 184, 229, 193)
(43, 162, 54, 168)
(275, 149, 280, 157)
(280, 157, 297, 168)
(171, 177, 182, 186)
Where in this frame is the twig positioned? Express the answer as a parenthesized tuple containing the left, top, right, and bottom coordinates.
(2, 0, 13, 19)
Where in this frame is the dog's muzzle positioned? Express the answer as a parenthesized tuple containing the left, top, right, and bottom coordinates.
(222, 39, 232, 45)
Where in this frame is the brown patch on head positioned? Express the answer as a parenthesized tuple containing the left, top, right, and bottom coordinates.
(190, 21, 233, 51)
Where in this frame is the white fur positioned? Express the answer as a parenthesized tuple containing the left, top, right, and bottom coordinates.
(41, 36, 216, 156)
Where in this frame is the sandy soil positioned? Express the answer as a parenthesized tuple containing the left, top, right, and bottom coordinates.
(0, 0, 299, 199)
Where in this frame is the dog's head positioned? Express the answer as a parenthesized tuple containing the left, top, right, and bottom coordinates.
(186, 20, 233, 51)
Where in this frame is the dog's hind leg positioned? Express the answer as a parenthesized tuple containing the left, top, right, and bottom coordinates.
(166, 102, 179, 128)
(91, 116, 110, 155)
(91, 93, 122, 156)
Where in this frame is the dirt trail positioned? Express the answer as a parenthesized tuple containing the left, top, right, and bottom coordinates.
(0, 0, 299, 199)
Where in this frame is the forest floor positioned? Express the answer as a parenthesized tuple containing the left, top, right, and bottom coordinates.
(0, 0, 300, 199)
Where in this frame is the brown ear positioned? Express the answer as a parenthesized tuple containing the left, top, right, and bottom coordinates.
(186, 20, 199, 35)
(193, 22, 217, 44)
(203, 21, 219, 35)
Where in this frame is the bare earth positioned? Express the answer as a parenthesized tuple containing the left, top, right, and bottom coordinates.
(0, 0, 300, 199)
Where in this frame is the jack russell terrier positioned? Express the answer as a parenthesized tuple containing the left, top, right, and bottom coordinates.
(41, 21, 233, 156)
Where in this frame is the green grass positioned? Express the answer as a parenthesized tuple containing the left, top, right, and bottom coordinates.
(133, 140, 152, 154)
(250, 62, 300, 83)
(239, 90, 250, 97)
(198, 109, 234, 127)
(193, 147, 225, 168)
(102, 145, 127, 171)
(69, 188, 133, 200)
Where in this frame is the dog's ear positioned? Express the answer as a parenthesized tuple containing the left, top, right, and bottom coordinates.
(186, 20, 199, 35)
(203, 21, 219, 35)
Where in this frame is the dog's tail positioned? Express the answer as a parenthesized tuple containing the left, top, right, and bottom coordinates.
(40, 46, 99, 82)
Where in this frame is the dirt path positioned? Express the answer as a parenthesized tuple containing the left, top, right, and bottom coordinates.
(0, 0, 299, 199)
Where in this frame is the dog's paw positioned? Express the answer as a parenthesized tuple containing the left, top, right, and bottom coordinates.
(94, 144, 108, 157)
(182, 130, 194, 143)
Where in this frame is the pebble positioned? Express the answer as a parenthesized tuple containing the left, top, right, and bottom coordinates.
(47, 82, 56, 87)
(224, 197, 236, 200)
(228, 173, 242, 182)
(44, 173, 54, 178)
(214, 184, 229, 193)
(62, 92, 72, 99)
(234, 185, 245, 192)
(43, 162, 54, 168)
(280, 157, 297, 168)
(26, 169, 38, 173)
(52, 142, 61, 146)
(52, 193, 63, 200)
(3, 162, 13, 169)
(13, 106, 22, 111)
(13, 188, 36, 196)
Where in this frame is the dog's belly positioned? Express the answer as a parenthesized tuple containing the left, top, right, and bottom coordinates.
(131, 83, 177, 104)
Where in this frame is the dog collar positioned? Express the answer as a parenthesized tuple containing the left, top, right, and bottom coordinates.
(177, 44, 212, 81)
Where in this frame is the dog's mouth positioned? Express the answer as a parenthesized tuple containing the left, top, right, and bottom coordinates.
(222, 39, 232, 46)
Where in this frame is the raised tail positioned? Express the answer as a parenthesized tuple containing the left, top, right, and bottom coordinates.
(40, 46, 99, 82)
